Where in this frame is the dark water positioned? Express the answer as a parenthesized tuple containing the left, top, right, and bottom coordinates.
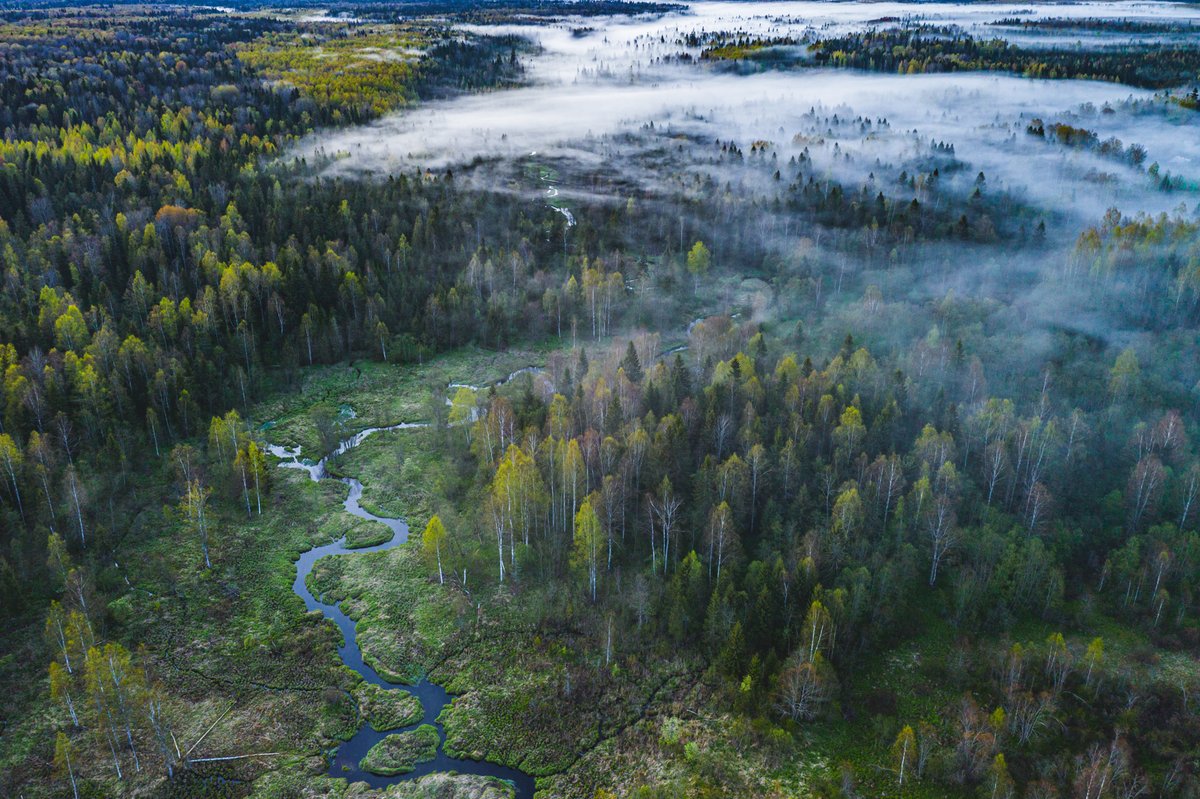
(275, 427, 536, 797)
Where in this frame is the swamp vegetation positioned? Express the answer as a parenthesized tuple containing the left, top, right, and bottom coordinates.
(1, 1, 1200, 798)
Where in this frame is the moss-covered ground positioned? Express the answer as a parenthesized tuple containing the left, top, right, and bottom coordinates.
(360, 725, 441, 776)
(1, 346, 546, 799)
(355, 683, 425, 731)
(256, 346, 550, 454)
(2, 462, 369, 797)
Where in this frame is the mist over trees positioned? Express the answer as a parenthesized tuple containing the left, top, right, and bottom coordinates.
(2, 1, 1199, 797)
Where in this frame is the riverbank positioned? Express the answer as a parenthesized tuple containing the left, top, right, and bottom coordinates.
(270, 420, 536, 796)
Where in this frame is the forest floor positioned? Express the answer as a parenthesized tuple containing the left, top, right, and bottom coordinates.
(2, 453, 364, 797)
(257, 344, 554, 454)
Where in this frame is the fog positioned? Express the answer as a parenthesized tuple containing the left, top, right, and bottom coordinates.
(293, 0, 1200, 358)
(313, 71, 1174, 221)
(301, 0, 1198, 221)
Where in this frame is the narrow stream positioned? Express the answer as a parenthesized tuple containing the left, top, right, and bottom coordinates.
(269, 425, 536, 797)
(528, 152, 576, 228)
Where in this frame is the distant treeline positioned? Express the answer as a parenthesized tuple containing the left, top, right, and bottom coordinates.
(807, 27, 1200, 89)
(989, 16, 1200, 34)
(0, 0, 683, 16)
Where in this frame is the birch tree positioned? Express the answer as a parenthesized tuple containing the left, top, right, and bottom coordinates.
(54, 732, 80, 799)
(892, 724, 916, 786)
(423, 515, 446, 584)
(572, 498, 602, 601)
(1178, 463, 1200, 530)
(28, 430, 57, 530)
(64, 465, 87, 547)
(46, 600, 75, 673)
(925, 492, 958, 586)
(801, 599, 835, 662)
(50, 661, 80, 726)
(85, 643, 144, 775)
(1126, 455, 1164, 532)
(647, 477, 681, 574)
(774, 651, 833, 721)
(236, 441, 269, 515)
(1083, 637, 1104, 688)
(181, 478, 213, 569)
(746, 442, 768, 533)
(449, 387, 477, 440)
(0, 432, 25, 523)
(705, 501, 738, 583)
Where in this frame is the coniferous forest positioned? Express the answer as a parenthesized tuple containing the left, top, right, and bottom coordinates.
(2, 2, 1200, 798)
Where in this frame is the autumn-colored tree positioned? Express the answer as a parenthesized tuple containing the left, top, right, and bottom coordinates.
(892, 724, 916, 786)
(686, 240, 710, 292)
(54, 731, 80, 799)
(572, 498, 603, 601)
(423, 515, 447, 584)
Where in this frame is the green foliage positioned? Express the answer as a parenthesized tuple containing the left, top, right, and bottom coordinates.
(236, 28, 428, 118)
(4, 4, 1200, 797)
(686, 241, 711, 291)
(359, 724, 440, 776)
(354, 683, 423, 731)
(805, 26, 1200, 88)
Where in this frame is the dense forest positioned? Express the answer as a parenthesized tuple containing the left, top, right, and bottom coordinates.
(1, 2, 1200, 799)
(0, 6, 539, 587)
(806, 27, 1200, 88)
(690, 25, 1200, 89)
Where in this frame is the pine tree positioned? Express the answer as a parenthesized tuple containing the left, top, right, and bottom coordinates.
(621, 341, 643, 383)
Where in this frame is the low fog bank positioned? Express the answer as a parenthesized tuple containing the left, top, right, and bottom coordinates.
(299, 0, 1200, 218)
(305, 68, 1192, 225)
(290, 0, 1200, 365)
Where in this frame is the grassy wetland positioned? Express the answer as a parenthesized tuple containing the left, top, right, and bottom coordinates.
(2, 1, 1200, 798)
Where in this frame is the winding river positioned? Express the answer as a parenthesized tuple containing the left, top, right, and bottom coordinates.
(267, 425, 536, 797)
(267, 354, 699, 792)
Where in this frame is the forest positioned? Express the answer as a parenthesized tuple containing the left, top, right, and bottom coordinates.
(691, 25, 1200, 89)
(1, 2, 1199, 799)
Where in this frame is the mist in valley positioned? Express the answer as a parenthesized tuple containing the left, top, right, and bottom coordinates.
(292, 0, 1200, 401)
(7, 4, 1200, 796)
